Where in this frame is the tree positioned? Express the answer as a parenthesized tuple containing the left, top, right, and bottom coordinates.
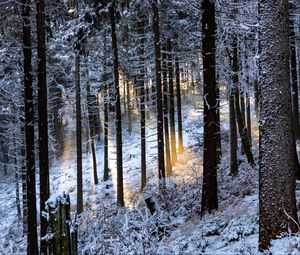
(290, 8, 300, 140)
(167, 39, 177, 165)
(162, 46, 172, 176)
(258, 0, 299, 250)
(21, 0, 38, 253)
(36, 0, 50, 251)
(86, 62, 98, 185)
(75, 34, 83, 213)
(152, 0, 165, 181)
(201, 0, 218, 215)
(175, 57, 184, 154)
(109, 1, 124, 206)
(136, 11, 147, 190)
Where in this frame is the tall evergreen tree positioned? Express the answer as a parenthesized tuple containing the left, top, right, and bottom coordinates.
(36, 0, 50, 251)
(21, 0, 38, 252)
(109, 1, 124, 206)
(201, 0, 218, 215)
(258, 0, 299, 249)
(152, 0, 165, 181)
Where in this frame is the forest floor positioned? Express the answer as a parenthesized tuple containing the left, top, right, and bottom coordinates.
(1, 94, 300, 254)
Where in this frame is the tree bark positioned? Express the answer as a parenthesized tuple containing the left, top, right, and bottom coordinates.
(22, 0, 38, 252)
(36, 0, 50, 251)
(258, 0, 299, 250)
(175, 57, 184, 154)
(167, 39, 177, 165)
(103, 30, 109, 182)
(137, 15, 147, 190)
(152, 0, 165, 181)
(75, 52, 83, 213)
(162, 47, 172, 176)
(229, 88, 238, 176)
(109, 2, 124, 206)
(86, 64, 98, 185)
(201, 0, 218, 215)
(246, 92, 252, 149)
(290, 17, 300, 140)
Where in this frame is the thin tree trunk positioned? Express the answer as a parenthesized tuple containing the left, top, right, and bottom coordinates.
(167, 39, 177, 165)
(126, 76, 132, 133)
(175, 57, 184, 154)
(201, 0, 218, 215)
(246, 92, 252, 148)
(162, 47, 172, 176)
(75, 52, 83, 213)
(103, 32, 109, 182)
(36, 0, 50, 251)
(22, 0, 38, 252)
(137, 15, 147, 190)
(258, 0, 299, 250)
(152, 0, 165, 181)
(229, 88, 238, 176)
(110, 2, 124, 206)
(86, 64, 98, 185)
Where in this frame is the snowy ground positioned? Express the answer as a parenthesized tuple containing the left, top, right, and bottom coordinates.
(1, 93, 300, 254)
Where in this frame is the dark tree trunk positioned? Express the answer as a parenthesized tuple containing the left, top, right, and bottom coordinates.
(162, 47, 172, 176)
(201, 0, 218, 215)
(175, 57, 184, 154)
(137, 15, 147, 190)
(290, 18, 300, 140)
(103, 31, 109, 182)
(109, 2, 124, 206)
(86, 65, 98, 185)
(36, 0, 50, 251)
(152, 0, 165, 180)
(246, 92, 252, 149)
(229, 88, 238, 176)
(21, 0, 38, 253)
(258, 0, 299, 250)
(167, 39, 177, 165)
(75, 52, 83, 213)
(126, 76, 132, 133)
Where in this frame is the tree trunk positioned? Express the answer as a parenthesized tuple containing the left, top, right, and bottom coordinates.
(137, 15, 147, 190)
(162, 47, 172, 176)
(290, 17, 300, 140)
(126, 76, 132, 133)
(201, 0, 218, 215)
(103, 31, 109, 182)
(258, 0, 299, 250)
(246, 92, 252, 149)
(86, 64, 98, 185)
(75, 52, 83, 213)
(152, 0, 165, 181)
(110, 2, 124, 206)
(229, 88, 238, 176)
(175, 57, 184, 154)
(167, 39, 177, 165)
(36, 0, 50, 251)
(21, 0, 38, 252)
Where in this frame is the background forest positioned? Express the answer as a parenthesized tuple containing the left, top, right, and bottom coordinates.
(0, 0, 300, 254)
